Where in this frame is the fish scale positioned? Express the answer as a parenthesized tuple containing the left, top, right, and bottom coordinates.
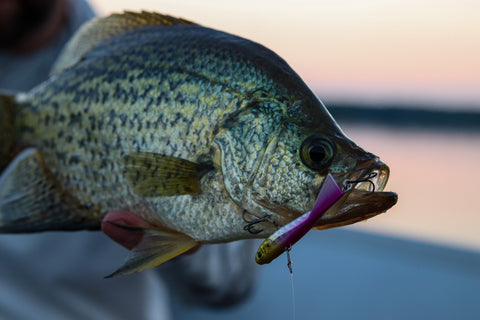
(0, 11, 396, 276)
(14, 24, 287, 241)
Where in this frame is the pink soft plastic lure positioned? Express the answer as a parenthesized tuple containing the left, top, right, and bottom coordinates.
(255, 173, 344, 265)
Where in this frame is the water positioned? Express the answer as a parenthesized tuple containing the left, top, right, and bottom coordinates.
(171, 122, 480, 320)
(172, 230, 480, 320)
(341, 125, 480, 252)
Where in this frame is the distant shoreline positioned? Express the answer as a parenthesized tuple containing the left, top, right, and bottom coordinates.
(325, 102, 480, 132)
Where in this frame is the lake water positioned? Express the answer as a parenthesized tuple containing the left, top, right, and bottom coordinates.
(172, 124, 480, 320)
(340, 125, 480, 252)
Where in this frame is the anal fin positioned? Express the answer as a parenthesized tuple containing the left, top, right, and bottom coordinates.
(105, 222, 198, 278)
(0, 148, 98, 232)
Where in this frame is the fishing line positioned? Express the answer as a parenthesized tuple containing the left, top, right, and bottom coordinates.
(286, 246, 296, 320)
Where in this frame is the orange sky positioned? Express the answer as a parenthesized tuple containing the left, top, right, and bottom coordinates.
(91, 0, 480, 109)
(343, 126, 480, 252)
(88, 1, 480, 251)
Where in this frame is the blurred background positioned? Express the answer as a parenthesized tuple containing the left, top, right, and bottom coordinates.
(95, 0, 480, 319)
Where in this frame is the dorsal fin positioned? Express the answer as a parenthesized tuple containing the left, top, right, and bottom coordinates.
(51, 11, 197, 75)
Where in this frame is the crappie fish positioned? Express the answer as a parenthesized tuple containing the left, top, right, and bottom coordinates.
(0, 11, 397, 276)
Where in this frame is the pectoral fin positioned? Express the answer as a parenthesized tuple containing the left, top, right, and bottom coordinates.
(105, 221, 198, 278)
(124, 152, 213, 197)
(0, 148, 98, 232)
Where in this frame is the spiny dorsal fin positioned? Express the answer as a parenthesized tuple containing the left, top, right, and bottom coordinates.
(124, 152, 213, 197)
(51, 11, 197, 75)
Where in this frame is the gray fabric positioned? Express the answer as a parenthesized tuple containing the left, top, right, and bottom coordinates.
(0, 232, 170, 320)
(172, 230, 480, 320)
(0, 4, 170, 319)
(0, 1, 257, 318)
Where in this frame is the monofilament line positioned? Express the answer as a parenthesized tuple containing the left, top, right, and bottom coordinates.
(286, 247, 296, 320)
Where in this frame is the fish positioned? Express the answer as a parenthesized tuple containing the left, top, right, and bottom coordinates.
(0, 11, 398, 277)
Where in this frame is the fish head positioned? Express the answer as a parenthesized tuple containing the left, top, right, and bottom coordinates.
(293, 104, 398, 230)
(209, 33, 397, 235)
(215, 90, 397, 235)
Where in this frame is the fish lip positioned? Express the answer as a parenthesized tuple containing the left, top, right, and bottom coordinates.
(315, 190, 398, 229)
(316, 159, 396, 229)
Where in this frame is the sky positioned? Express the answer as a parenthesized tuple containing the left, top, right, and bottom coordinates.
(91, 0, 480, 110)
(344, 126, 480, 252)
(88, 1, 480, 251)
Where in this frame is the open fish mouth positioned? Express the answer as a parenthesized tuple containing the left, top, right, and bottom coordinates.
(314, 160, 398, 230)
(343, 159, 390, 193)
(251, 159, 397, 232)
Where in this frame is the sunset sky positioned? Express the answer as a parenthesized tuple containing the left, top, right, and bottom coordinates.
(87, 1, 480, 251)
(91, 0, 480, 110)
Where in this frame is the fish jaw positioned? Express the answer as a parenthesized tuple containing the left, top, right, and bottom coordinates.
(251, 156, 397, 232)
(314, 190, 397, 230)
(315, 159, 398, 229)
(251, 160, 397, 265)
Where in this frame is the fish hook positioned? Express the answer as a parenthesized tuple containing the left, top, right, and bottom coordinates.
(243, 211, 278, 234)
(343, 172, 378, 192)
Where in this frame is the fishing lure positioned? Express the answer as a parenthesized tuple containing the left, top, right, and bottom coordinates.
(255, 173, 345, 266)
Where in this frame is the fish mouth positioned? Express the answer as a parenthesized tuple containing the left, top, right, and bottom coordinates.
(342, 158, 390, 193)
(314, 160, 398, 230)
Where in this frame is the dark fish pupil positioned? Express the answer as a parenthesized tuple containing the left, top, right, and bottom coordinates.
(310, 145, 326, 162)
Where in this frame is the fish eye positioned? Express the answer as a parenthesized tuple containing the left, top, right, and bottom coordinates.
(300, 135, 336, 171)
